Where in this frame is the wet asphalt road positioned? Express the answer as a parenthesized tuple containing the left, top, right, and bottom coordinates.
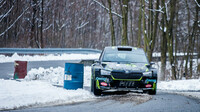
(2, 92, 200, 112)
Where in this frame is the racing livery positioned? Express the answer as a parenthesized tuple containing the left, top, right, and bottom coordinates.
(91, 46, 157, 96)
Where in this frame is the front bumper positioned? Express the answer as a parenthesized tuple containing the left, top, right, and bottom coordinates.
(95, 76, 156, 91)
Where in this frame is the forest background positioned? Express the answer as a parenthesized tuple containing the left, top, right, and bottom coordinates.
(0, 0, 199, 80)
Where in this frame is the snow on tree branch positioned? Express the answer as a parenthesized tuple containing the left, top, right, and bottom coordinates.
(194, 0, 200, 7)
(0, 0, 6, 9)
(0, 7, 29, 37)
(92, 0, 122, 18)
(0, 5, 14, 23)
(43, 24, 52, 31)
(146, 8, 164, 13)
(76, 21, 89, 30)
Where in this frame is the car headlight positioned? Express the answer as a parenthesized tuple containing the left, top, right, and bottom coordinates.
(101, 69, 111, 75)
(143, 71, 152, 77)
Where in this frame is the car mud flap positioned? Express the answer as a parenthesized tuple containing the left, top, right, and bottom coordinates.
(152, 82, 156, 90)
(96, 80, 100, 89)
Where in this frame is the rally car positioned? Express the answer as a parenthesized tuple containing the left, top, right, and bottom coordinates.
(91, 46, 157, 96)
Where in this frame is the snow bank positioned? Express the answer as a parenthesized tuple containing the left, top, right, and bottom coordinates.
(25, 66, 91, 87)
(0, 79, 94, 110)
(0, 66, 93, 110)
(0, 53, 100, 63)
(25, 67, 64, 85)
(158, 79, 200, 91)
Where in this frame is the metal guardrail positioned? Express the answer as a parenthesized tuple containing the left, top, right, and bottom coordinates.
(0, 48, 198, 61)
(0, 48, 102, 54)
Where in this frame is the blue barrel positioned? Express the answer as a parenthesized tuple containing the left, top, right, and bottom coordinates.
(64, 63, 83, 90)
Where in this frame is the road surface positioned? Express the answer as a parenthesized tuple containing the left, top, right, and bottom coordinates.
(1, 91, 200, 112)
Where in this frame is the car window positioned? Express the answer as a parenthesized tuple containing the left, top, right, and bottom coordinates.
(102, 51, 148, 63)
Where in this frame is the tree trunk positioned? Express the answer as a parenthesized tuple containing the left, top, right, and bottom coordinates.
(148, 0, 159, 62)
(160, 0, 167, 81)
(189, 2, 199, 78)
(164, 0, 177, 80)
(137, 0, 142, 47)
(107, 0, 116, 46)
(142, 0, 148, 52)
(40, 0, 44, 48)
(30, 0, 37, 48)
(121, 0, 129, 46)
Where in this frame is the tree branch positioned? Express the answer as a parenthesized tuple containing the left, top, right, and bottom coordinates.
(93, 0, 122, 18)
(0, 5, 14, 23)
(0, 7, 29, 37)
(194, 0, 200, 7)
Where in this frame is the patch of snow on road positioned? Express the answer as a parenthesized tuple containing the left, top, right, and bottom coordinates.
(0, 53, 100, 63)
(0, 79, 94, 110)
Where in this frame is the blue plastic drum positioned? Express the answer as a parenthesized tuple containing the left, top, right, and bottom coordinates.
(64, 63, 83, 90)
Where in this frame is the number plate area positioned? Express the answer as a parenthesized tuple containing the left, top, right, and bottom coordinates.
(119, 81, 135, 87)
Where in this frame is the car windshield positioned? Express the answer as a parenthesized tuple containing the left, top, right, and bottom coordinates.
(102, 51, 148, 63)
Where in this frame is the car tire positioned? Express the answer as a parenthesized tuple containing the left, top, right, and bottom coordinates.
(148, 89, 156, 95)
(91, 78, 94, 92)
(148, 83, 157, 95)
(92, 80, 102, 96)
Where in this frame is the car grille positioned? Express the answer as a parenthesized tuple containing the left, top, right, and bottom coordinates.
(111, 72, 142, 80)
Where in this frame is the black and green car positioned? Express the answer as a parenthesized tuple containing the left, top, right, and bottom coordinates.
(91, 46, 157, 96)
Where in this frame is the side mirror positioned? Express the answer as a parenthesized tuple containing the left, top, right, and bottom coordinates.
(94, 60, 100, 63)
(150, 62, 155, 65)
(146, 62, 155, 68)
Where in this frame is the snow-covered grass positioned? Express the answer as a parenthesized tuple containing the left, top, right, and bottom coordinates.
(0, 53, 100, 63)
(158, 79, 200, 91)
(0, 66, 93, 110)
(0, 79, 94, 110)
(158, 79, 200, 100)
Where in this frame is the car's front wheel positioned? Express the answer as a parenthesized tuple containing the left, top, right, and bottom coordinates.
(148, 89, 156, 95)
(148, 83, 157, 95)
(92, 79, 102, 96)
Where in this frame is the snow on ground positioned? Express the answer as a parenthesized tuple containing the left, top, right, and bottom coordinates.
(158, 79, 200, 91)
(0, 53, 100, 63)
(25, 66, 92, 87)
(0, 66, 93, 110)
(158, 79, 200, 100)
(0, 79, 94, 110)
(152, 52, 198, 57)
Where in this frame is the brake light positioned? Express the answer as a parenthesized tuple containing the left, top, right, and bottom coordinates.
(145, 84, 152, 88)
(100, 82, 108, 86)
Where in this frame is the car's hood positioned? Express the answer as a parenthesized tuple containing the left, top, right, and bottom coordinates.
(101, 62, 149, 72)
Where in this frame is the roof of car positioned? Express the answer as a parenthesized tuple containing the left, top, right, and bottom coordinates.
(104, 46, 144, 53)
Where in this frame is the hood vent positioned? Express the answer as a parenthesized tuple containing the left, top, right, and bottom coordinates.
(117, 48, 132, 51)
